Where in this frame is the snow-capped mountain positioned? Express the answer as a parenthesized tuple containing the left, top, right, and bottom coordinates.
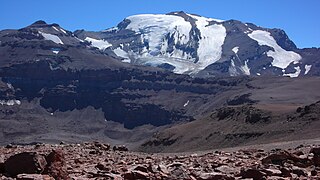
(75, 11, 319, 77)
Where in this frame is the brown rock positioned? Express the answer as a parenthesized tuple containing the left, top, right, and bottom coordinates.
(94, 141, 110, 151)
(263, 168, 282, 176)
(280, 167, 292, 178)
(198, 172, 235, 180)
(0, 162, 5, 174)
(216, 165, 239, 174)
(310, 147, 320, 156)
(4, 152, 47, 177)
(95, 163, 110, 172)
(291, 166, 307, 177)
(310, 147, 320, 166)
(16, 174, 54, 180)
(113, 145, 128, 151)
(43, 150, 69, 180)
(261, 151, 291, 165)
(239, 168, 266, 180)
(311, 169, 318, 176)
(123, 170, 149, 180)
(262, 151, 312, 167)
(157, 164, 169, 174)
(133, 165, 148, 173)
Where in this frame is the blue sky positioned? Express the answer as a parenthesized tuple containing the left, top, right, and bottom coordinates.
(0, 0, 319, 48)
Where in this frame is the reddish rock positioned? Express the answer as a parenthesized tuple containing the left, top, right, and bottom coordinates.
(95, 162, 111, 172)
(133, 165, 148, 173)
(310, 147, 320, 166)
(43, 150, 69, 180)
(261, 151, 291, 165)
(263, 168, 282, 176)
(280, 167, 292, 178)
(16, 174, 54, 180)
(113, 145, 128, 151)
(198, 172, 235, 180)
(239, 168, 266, 180)
(123, 170, 149, 179)
(94, 141, 111, 151)
(4, 152, 47, 177)
(0, 162, 5, 174)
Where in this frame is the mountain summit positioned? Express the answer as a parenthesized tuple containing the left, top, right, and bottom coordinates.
(75, 11, 320, 77)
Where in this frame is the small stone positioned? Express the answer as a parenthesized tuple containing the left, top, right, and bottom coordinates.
(263, 168, 282, 176)
(198, 172, 235, 180)
(16, 174, 54, 180)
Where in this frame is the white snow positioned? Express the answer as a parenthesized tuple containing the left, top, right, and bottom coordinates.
(113, 47, 130, 63)
(241, 60, 251, 75)
(188, 14, 227, 73)
(39, 32, 64, 44)
(248, 30, 301, 69)
(7, 83, 13, 89)
(85, 37, 112, 50)
(183, 100, 190, 107)
(229, 59, 238, 76)
(126, 14, 192, 53)
(283, 66, 301, 78)
(75, 36, 84, 42)
(305, 65, 312, 75)
(256, 73, 261, 76)
(52, 26, 60, 32)
(232, 47, 239, 54)
(52, 50, 59, 54)
(0, 100, 21, 106)
(59, 28, 67, 34)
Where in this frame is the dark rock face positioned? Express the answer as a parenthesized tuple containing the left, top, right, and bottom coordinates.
(4, 152, 47, 177)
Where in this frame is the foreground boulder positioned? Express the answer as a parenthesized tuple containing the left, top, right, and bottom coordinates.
(44, 150, 69, 179)
(4, 152, 47, 177)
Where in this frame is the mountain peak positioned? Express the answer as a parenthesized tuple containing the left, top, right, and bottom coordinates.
(31, 20, 48, 26)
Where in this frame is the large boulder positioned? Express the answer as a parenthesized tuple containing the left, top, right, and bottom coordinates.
(43, 150, 69, 179)
(4, 152, 47, 177)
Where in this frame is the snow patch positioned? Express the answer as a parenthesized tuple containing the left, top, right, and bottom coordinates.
(284, 66, 301, 78)
(188, 14, 227, 73)
(39, 32, 64, 44)
(52, 26, 60, 32)
(183, 100, 190, 107)
(229, 59, 238, 76)
(305, 65, 312, 75)
(52, 50, 59, 54)
(113, 48, 130, 63)
(85, 37, 112, 50)
(0, 100, 21, 106)
(7, 83, 13, 89)
(59, 28, 67, 34)
(248, 30, 301, 69)
(241, 60, 251, 75)
(232, 47, 239, 54)
(256, 73, 261, 76)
